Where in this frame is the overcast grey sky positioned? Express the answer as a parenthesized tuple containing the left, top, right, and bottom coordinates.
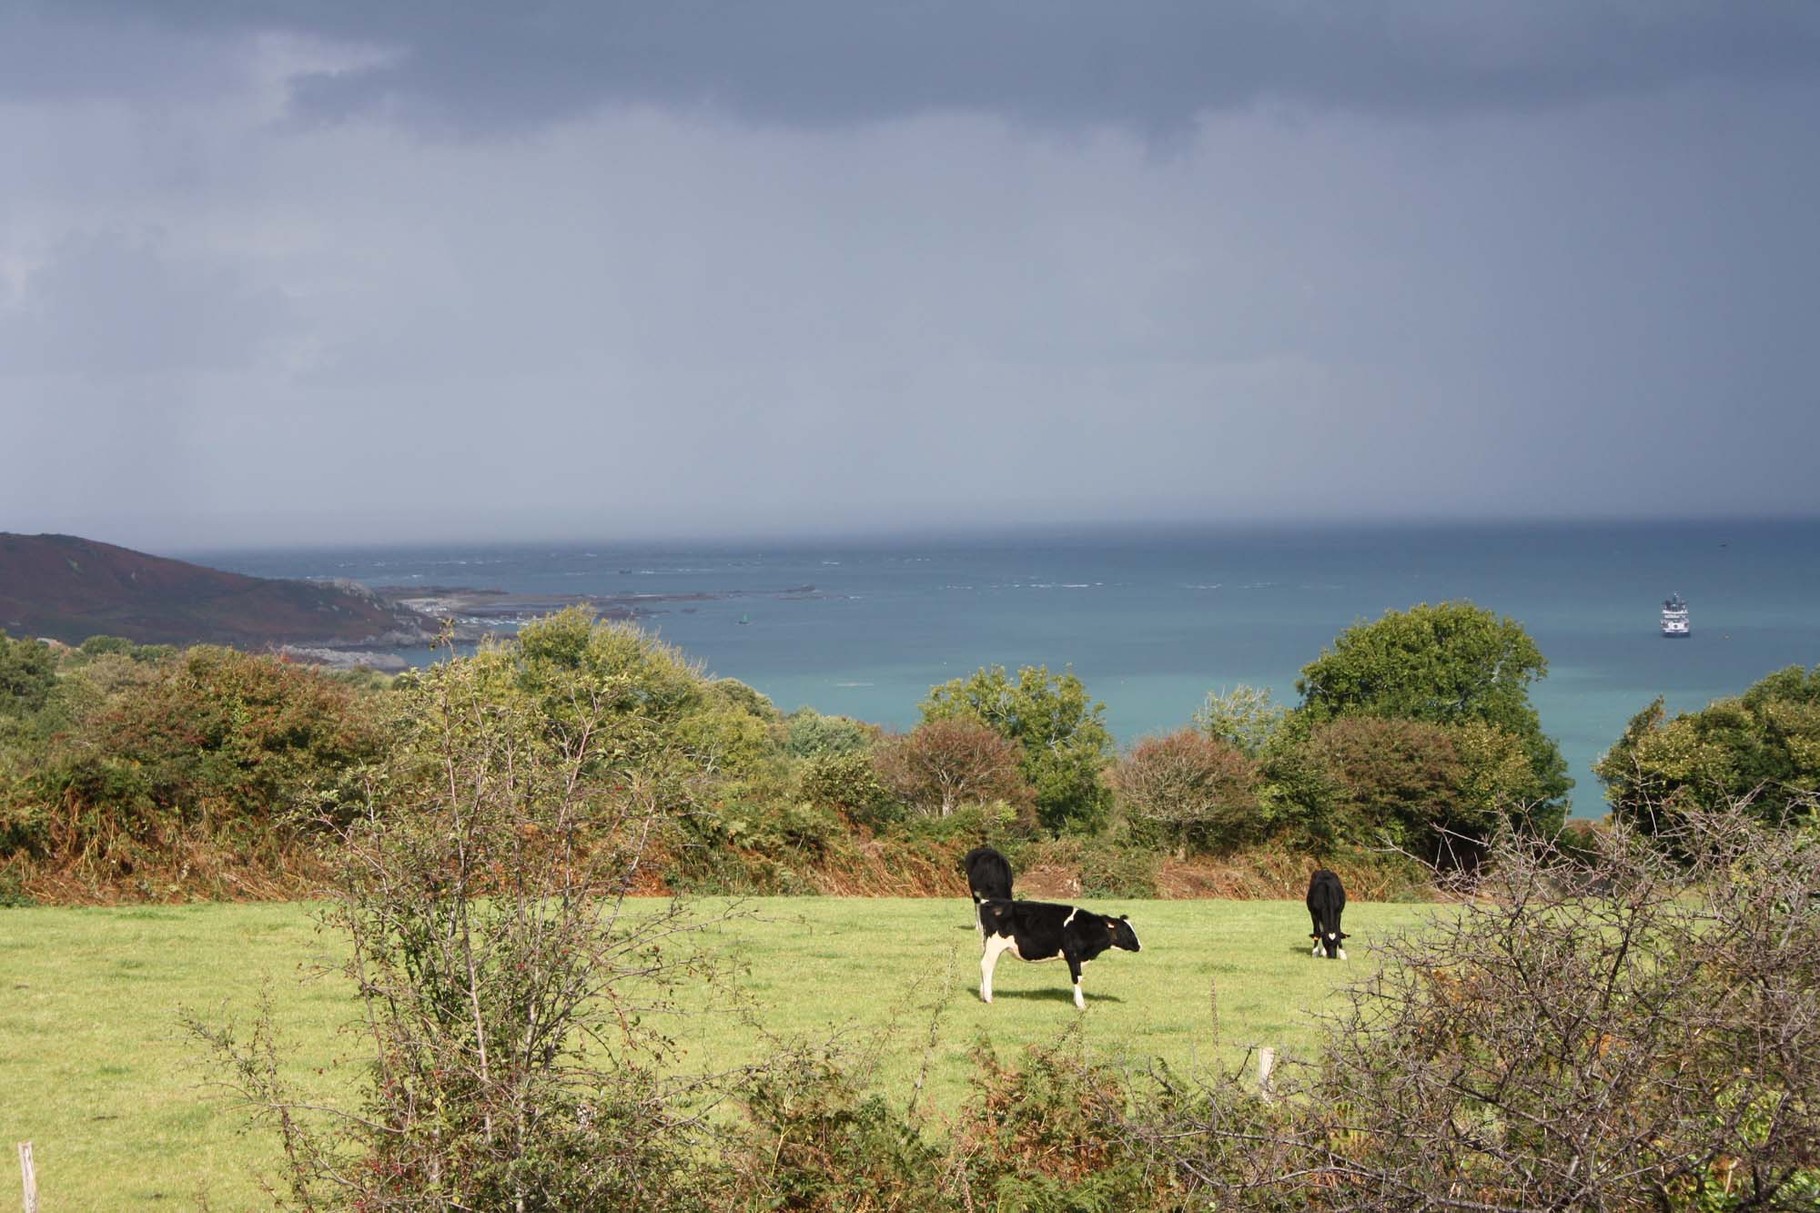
(3, 2, 1817, 552)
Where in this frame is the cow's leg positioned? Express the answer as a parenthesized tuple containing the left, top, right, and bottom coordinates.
(1311, 912, 1323, 957)
(980, 934, 1015, 1003)
(1065, 950, 1085, 1010)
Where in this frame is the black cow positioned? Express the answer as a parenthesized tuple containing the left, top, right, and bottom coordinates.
(962, 845, 1014, 903)
(977, 899, 1140, 1009)
(1306, 869, 1348, 959)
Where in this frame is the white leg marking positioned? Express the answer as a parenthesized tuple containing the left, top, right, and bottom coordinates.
(1312, 940, 1322, 957)
(1337, 947, 1348, 961)
(980, 934, 1018, 1003)
(1073, 977, 1085, 1010)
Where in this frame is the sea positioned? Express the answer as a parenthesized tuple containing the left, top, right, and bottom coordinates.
(195, 519, 1820, 820)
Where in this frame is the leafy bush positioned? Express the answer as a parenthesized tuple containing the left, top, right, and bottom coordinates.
(1110, 728, 1259, 855)
(0, 629, 57, 717)
(1195, 683, 1289, 758)
(920, 665, 1114, 834)
(1075, 838, 1160, 900)
(956, 1030, 1168, 1211)
(1295, 600, 1571, 829)
(783, 708, 876, 759)
(723, 1041, 945, 1212)
(15, 645, 388, 867)
(192, 625, 736, 1210)
(873, 718, 1035, 821)
(1599, 665, 1820, 839)
(1296, 715, 1484, 864)
(1128, 809, 1820, 1210)
(798, 751, 901, 826)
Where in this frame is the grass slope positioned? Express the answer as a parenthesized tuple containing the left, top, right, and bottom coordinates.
(0, 897, 1433, 1208)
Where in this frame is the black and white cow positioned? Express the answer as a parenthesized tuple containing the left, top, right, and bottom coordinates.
(977, 899, 1140, 1009)
(963, 845, 1014, 904)
(1306, 868, 1348, 959)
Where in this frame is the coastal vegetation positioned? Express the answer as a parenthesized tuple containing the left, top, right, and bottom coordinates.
(4, 604, 1820, 1207)
(3, 598, 1817, 905)
(1597, 663, 1820, 838)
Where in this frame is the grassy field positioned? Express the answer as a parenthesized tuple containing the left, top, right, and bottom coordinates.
(0, 896, 1434, 1209)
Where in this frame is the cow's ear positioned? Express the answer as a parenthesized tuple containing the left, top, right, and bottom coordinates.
(1119, 914, 1129, 921)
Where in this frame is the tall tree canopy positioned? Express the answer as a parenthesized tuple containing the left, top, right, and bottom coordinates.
(1597, 664, 1820, 835)
(1295, 601, 1571, 831)
(919, 664, 1114, 833)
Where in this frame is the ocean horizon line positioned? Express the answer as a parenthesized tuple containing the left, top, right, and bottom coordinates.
(169, 512, 1820, 562)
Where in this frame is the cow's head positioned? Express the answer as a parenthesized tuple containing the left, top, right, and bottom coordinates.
(1314, 929, 1349, 959)
(1107, 914, 1141, 953)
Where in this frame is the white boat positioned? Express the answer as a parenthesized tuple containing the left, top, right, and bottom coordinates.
(1661, 593, 1690, 638)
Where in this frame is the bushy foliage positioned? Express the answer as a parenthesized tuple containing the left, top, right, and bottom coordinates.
(1111, 728, 1259, 854)
(797, 750, 902, 826)
(1195, 684, 1289, 759)
(0, 630, 56, 717)
(1598, 665, 1820, 837)
(192, 620, 737, 1210)
(723, 1041, 948, 1212)
(75, 634, 176, 662)
(1308, 717, 1484, 862)
(9, 645, 387, 870)
(783, 708, 876, 760)
(1295, 600, 1570, 830)
(955, 1032, 1167, 1211)
(1309, 810, 1820, 1209)
(1123, 810, 1820, 1211)
(920, 665, 1115, 834)
(874, 717, 1036, 821)
(1263, 716, 1548, 868)
(725, 1030, 1184, 1213)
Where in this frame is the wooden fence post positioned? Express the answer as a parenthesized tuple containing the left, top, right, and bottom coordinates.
(1257, 1046, 1276, 1099)
(17, 1142, 36, 1213)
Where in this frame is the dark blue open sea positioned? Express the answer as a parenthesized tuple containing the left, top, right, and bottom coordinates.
(198, 519, 1820, 820)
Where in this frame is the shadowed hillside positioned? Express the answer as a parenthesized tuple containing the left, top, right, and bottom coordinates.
(0, 532, 436, 648)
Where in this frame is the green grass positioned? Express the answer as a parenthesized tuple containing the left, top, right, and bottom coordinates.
(0, 897, 1433, 1208)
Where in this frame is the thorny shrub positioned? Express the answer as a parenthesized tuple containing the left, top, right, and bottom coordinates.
(1136, 806, 1820, 1211)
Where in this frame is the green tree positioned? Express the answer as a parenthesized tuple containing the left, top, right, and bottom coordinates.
(920, 665, 1114, 834)
(1301, 716, 1495, 867)
(1296, 601, 1570, 832)
(1597, 665, 1820, 835)
(0, 629, 56, 718)
(510, 607, 704, 778)
(1194, 684, 1288, 759)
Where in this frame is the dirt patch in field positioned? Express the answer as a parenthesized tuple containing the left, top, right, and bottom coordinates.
(1013, 864, 1084, 900)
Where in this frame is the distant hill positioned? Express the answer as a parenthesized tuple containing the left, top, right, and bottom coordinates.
(0, 533, 437, 649)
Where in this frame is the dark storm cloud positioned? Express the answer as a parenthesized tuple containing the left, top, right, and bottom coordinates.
(3, 2, 1818, 549)
(17, 1, 1820, 131)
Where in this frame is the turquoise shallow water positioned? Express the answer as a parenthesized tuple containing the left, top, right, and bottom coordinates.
(198, 519, 1820, 819)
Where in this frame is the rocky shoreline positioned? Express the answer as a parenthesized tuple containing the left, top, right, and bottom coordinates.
(283, 583, 822, 671)
(1, 534, 824, 672)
